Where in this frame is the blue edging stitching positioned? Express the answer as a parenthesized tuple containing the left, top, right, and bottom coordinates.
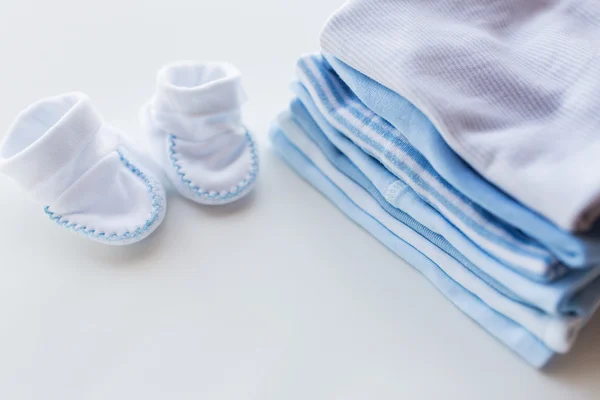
(168, 131, 259, 202)
(44, 150, 164, 242)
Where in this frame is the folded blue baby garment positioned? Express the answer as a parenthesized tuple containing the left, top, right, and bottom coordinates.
(289, 92, 600, 324)
(296, 55, 559, 279)
(288, 96, 600, 353)
(298, 54, 600, 269)
(283, 108, 579, 354)
(270, 113, 554, 368)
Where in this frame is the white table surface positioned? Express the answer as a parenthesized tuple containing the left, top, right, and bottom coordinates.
(1, 1, 600, 399)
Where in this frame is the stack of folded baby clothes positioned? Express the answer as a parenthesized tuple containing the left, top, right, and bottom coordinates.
(270, 0, 600, 367)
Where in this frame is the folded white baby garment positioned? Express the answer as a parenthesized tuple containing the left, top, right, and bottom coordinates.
(141, 61, 259, 205)
(0, 92, 167, 245)
(321, 0, 600, 231)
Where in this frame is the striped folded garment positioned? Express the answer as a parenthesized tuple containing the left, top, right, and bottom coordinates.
(270, 0, 600, 367)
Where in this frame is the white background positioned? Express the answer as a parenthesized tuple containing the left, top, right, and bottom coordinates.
(1, 1, 599, 399)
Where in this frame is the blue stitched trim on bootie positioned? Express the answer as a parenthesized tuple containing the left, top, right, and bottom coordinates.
(43, 150, 164, 242)
(168, 130, 259, 202)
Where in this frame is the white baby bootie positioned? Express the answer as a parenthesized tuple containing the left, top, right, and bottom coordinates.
(140, 61, 259, 205)
(0, 93, 167, 245)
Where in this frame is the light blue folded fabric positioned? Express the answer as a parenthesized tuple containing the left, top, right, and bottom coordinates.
(288, 93, 600, 321)
(307, 53, 600, 269)
(296, 54, 561, 281)
(278, 108, 579, 354)
(269, 115, 554, 368)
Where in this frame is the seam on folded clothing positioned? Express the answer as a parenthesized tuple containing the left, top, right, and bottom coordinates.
(43, 150, 164, 241)
(298, 57, 557, 271)
(384, 180, 404, 202)
(168, 131, 259, 202)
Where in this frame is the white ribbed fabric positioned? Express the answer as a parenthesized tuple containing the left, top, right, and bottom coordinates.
(320, 0, 600, 232)
(0, 93, 167, 245)
(141, 61, 259, 205)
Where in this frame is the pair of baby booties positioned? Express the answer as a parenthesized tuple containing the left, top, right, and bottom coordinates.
(0, 62, 259, 245)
